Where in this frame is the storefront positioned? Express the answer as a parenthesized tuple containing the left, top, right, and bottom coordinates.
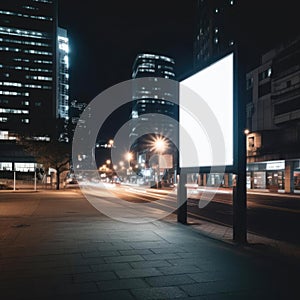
(247, 160, 285, 191)
(294, 169, 300, 192)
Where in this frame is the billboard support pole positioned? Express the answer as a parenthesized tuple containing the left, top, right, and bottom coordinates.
(177, 170, 187, 224)
(233, 46, 247, 244)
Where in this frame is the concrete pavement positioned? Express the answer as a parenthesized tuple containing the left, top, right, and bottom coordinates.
(0, 189, 299, 299)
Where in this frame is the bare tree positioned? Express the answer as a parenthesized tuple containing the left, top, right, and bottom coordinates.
(20, 139, 71, 190)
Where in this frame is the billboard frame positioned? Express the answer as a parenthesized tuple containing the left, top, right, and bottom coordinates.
(177, 48, 237, 174)
(177, 46, 248, 244)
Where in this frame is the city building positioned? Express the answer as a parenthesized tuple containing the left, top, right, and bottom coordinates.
(193, 0, 235, 68)
(130, 53, 178, 185)
(246, 36, 300, 193)
(0, 0, 58, 139)
(0, 0, 64, 176)
(57, 27, 69, 142)
(68, 99, 87, 138)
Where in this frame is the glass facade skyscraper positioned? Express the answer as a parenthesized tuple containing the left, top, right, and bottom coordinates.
(193, 0, 235, 68)
(0, 0, 57, 139)
(57, 27, 69, 120)
(130, 53, 177, 144)
(130, 53, 178, 185)
(57, 26, 69, 142)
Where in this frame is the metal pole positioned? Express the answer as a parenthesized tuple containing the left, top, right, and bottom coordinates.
(34, 171, 37, 191)
(13, 171, 16, 191)
(177, 171, 187, 224)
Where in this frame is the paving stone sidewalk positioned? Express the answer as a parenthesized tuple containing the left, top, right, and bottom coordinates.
(0, 190, 299, 300)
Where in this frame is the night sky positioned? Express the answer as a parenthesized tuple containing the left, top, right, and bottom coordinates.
(58, 0, 299, 103)
(58, 0, 196, 103)
(58, 0, 299, 143)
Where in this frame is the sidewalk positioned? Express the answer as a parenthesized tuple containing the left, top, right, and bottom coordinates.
(0, 190, 299, 300)
(0, 190, 299, 299)
(2, 184, 299, 260)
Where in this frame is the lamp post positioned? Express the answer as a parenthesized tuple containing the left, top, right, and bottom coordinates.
(152, 137, 167, 188)
(125, 152, 133, 181)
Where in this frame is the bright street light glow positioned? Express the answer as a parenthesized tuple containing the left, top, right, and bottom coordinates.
(125, 152, 133, 161)
(151, 136, 168, 154)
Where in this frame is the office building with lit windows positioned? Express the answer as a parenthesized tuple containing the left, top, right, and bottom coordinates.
(130, 53, 177, 142)
(130, 53, 178, 185)
(0, 0, 58, 173)
(245, 36, 300, 193)
(57, 27, 69, 120)
(0, 0, 57, 138)
(193, 0, 235, 68)
(57, 27, 69, 141)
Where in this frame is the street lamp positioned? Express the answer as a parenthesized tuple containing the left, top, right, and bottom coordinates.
(108, 139, 114, 148)
(96, 139, 114, 148)
(125, 152, 133, 180)
(244, 128, 250, 135)
(125, 152, 132, 161)
(125, 152, 133, 168)
(151, 136, 167, 188)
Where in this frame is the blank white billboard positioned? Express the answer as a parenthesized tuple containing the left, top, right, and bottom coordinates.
(179, 53, 234, 168)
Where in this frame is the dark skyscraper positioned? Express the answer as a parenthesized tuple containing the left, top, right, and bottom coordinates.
(193, 0, 235, 68)
(0, 0, 58, 139)
(130, 53, 178, 185)
(130, 53, 177, 146)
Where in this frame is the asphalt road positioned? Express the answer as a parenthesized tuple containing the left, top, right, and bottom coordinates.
(84, 183, 300, 245)
(187, 191, 300, 245)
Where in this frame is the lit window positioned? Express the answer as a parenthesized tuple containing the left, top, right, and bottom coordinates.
(0, 26, 48, 39)
(0, 46, 20, 52)
(33, 0, 53, 3)
(34, 59, 52, 64)
(0, 108, 29, 114)
(267, 67, 272, 77)
(0, 162, 12, 170)
(0, 81, 22, 87)
(25, 49, 52, 56)
(15, 162, 35, 172)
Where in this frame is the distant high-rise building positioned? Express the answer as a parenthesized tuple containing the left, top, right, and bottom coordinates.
(57, 27, 69, 120)
(57, 27, 69, 142)
(0, 0, 67, 174)
(130, 53, 178, 184)
(0, 0, 58, 139)
(193, 0, 235, 68)
(69, 99, 87, 137)
(131, 53, 177, 140)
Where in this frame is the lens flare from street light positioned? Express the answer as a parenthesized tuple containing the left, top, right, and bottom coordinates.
(150, 136, 168, 153)
(125, 152, 133, 161)
(108, 139, 114, 147)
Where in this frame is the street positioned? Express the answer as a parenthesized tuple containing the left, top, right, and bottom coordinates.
(82, 183, 300, 245)
(188, 189, 300, 245)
